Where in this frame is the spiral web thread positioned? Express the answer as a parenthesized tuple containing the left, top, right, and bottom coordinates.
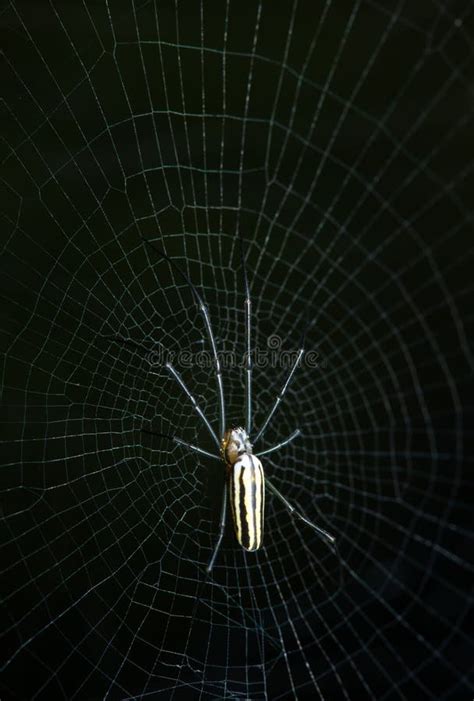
(1, 1, 473, 699)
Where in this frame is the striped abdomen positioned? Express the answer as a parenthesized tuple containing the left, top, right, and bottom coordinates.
(228, 453, 264, 551)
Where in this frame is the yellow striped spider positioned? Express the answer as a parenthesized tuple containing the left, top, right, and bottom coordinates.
(117, 236, 335, 572)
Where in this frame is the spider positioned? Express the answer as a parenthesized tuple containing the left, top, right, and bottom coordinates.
(115, 236, 335, 573)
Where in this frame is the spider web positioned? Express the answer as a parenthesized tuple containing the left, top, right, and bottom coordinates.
(1, 1, 473, 699)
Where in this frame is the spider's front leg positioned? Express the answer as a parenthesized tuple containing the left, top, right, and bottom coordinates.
(255, 428, 301, 458)
(141, 429, 220, 461)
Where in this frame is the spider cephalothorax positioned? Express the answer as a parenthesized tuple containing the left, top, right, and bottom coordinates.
(221, 427, 253, 465)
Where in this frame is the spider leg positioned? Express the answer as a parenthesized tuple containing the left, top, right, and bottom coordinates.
(105, 335, 220, 451)
(266, 477, 335, 545)
(255, 429, 301, 458)
(142, 237, 226, 439)
(141, 430, 220, 461)
(174, 437, 220, 461)
(206, 483, 228, 572)
(163, 362, 220, 449)
(254, 349, 304, 444)
(238, 231, 252, 436)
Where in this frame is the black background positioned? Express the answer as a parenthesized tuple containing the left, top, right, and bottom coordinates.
(1, 1, 473, 699)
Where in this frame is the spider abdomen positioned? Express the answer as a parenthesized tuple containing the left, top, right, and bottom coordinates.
(228, 453, 264, 552)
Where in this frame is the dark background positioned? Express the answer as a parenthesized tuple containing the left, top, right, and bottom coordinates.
(1, 1, 473, 699)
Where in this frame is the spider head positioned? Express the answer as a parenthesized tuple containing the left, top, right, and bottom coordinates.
(221, 426, 252, 464)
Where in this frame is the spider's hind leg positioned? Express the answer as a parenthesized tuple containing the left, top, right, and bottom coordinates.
(266, 477, 335, 546)
(206, 483, 228, 572)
